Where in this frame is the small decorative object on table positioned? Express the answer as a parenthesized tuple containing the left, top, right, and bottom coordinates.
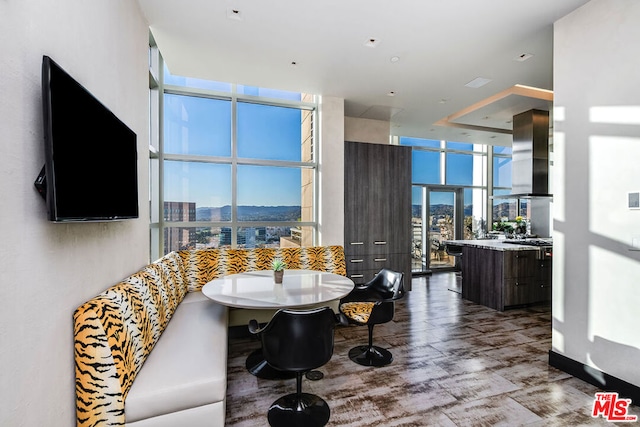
(272, 258, 286, 283)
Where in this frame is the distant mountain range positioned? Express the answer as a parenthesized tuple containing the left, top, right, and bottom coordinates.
(413, 202, 516, 221)
(196, 205, 300, 221)
(194, 202, 514, 223)
(412, 204, 472, 217)
(492, 202, 518, 221)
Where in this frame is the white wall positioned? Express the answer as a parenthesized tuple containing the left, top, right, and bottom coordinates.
(318, 96, 345, 246)
(344, 116, 391, 145)
(0, 1, 149, 426)
(553, 0, 640, 388)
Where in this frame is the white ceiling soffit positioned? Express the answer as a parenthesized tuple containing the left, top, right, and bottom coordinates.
(435, 85, 554, 133)
(137, 0, 590, 145)
(354, 105, 405, 121)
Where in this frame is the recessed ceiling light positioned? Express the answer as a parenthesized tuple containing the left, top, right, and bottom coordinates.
(364, 38, 380, 48)
(227, 8, 242, 20)
(515, 53, 533, 62)
(390, 56, 400, 63)
(465, 77, 492, 88)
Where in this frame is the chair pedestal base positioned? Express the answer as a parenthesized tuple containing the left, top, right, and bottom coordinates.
(246, 349, 296, 380)
(268, 392, 330, 427)
(348, 344, 393, 367)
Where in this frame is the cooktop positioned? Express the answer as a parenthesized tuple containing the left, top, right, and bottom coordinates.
(502, 238, 553, 247)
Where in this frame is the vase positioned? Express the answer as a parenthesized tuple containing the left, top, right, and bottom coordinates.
(274, 270, 284, 284)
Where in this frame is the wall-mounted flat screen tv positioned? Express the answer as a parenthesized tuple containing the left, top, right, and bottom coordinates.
(36, 56, 138, 222)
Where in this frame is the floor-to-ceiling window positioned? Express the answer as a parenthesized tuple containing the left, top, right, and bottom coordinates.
(149, 41, 317, 259)
(400, 137, 498, 272)
(492, 145, 519, 225)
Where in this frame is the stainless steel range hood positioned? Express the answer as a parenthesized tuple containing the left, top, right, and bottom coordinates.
(493, 109, 552, 199)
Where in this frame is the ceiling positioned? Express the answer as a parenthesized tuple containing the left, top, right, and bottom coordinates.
(136, 0, 590, 146)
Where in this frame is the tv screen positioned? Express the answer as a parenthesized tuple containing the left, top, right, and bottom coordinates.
(38, 56, 138, 222)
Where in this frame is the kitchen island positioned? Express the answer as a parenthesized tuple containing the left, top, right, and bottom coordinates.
(444, 239, 552, 311)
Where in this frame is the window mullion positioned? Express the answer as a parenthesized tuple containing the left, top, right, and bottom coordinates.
(231, 86, 238, 247)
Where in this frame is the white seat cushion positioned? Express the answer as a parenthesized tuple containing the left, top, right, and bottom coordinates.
(125, 299, 228, 424)
(180, 290, 211, 304)
(125, 401, 225, 427)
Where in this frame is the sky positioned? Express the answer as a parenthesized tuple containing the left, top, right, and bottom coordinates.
(162, 85, 305, 208)
(161, 69, 512, 210)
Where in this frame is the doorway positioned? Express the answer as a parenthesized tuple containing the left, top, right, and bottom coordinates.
(411, 186, 464, 273)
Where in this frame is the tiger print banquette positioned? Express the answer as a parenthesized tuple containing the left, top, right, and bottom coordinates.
(73, 245, 346, 427)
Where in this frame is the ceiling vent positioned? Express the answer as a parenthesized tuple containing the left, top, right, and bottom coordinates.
(465, 77, 492, 88)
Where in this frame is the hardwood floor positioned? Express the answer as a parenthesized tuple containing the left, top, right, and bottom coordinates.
(224, 273, 638, 426)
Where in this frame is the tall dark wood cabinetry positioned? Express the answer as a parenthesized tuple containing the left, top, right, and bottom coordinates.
(344, 141, 412, 290)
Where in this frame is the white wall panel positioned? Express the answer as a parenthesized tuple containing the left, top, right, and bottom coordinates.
(318, 96, 345, 246)
(553, 0, 640, 388)
(0, 1, 149, 425)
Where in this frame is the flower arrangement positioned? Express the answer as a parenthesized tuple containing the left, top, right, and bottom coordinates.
(493, 220, 514, 234)
(493, 216, 528, 235)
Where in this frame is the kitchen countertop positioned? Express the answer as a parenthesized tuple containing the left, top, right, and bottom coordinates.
(443, 239, 545, 251)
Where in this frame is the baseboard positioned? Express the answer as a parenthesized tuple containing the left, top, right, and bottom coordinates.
(549, 350, 640, 405)
(411, 270, 432, 277)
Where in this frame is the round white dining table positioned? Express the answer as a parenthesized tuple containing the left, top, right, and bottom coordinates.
(202, 269, 355, 309)
(202, 269, 355, 379)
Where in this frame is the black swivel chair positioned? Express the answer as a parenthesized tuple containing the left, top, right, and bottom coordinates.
(444, 244, 463, 293)
(338, 268, 405, 367)
(445, 244, 463, 273)
(248, 307, 337, 427)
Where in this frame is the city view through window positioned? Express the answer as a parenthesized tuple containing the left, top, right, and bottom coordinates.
(150, 59, 316, 256)
(401, 139, 515, 271)
(149, 49, 515, 260)
(410, 193, 520, 271)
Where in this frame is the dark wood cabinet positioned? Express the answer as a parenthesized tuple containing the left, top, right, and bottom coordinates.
(461, 246, 551, 311)
(344, 141, 412, 289)
(503, 251, 537, 307)
(461, 246, 503, 309)
(534, 254, 552, 303)
(504, 251, 537, 279)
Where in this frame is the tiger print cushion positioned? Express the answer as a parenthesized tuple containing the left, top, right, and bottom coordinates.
(340, 301, 376, 324)
(179, 245, 347, 291)
(74, 252, 188, 427)
(178, 248, 222, 293)
(74, 295, 126, 426)
(74, 247, 344, 426)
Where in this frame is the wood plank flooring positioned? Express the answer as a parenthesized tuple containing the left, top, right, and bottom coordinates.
(224, 273, 639, 426)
